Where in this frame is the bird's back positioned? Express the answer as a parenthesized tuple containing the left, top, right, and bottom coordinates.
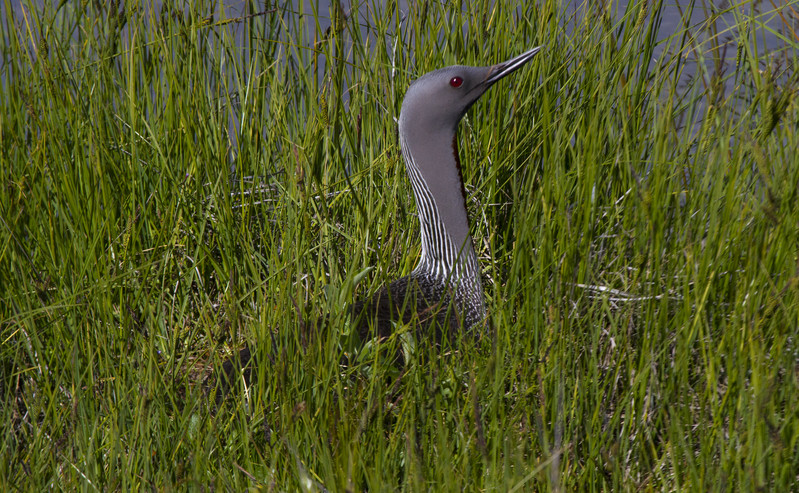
(350, 274, 465, 342)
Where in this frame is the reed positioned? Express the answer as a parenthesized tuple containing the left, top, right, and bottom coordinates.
(1, 0, 797, 489)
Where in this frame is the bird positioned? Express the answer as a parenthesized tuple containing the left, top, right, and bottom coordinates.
(351, 47, 542, 342)
(215, 48, 541, 389)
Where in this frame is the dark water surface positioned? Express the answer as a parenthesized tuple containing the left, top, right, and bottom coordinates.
(3, 1, 796, 150)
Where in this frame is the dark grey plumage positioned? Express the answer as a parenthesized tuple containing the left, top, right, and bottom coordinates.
(351, 47, 541, 340)
(350, 272, 472, 343)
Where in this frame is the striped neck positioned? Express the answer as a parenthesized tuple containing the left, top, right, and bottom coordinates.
(399, 133, 485, 327)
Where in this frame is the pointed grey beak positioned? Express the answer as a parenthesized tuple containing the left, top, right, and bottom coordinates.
(484, 46, 542, 86)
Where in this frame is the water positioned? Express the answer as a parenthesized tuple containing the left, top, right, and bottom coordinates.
(3, 0, 795, 155)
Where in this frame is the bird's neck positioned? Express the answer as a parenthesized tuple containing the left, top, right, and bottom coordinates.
(399, 128, 483, 302)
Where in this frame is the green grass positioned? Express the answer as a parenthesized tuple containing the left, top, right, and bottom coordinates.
(2, 0, 798, 490)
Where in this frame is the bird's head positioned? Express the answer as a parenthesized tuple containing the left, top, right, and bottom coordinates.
(399, 47, 541, 134)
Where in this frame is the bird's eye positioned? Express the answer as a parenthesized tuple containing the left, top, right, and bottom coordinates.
(449, 76, 464, 88)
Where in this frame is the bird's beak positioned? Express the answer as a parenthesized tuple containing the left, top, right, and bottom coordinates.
(484, 46, 542, 86)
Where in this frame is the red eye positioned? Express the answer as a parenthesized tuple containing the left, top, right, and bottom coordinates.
(449, 76, 463, 88)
